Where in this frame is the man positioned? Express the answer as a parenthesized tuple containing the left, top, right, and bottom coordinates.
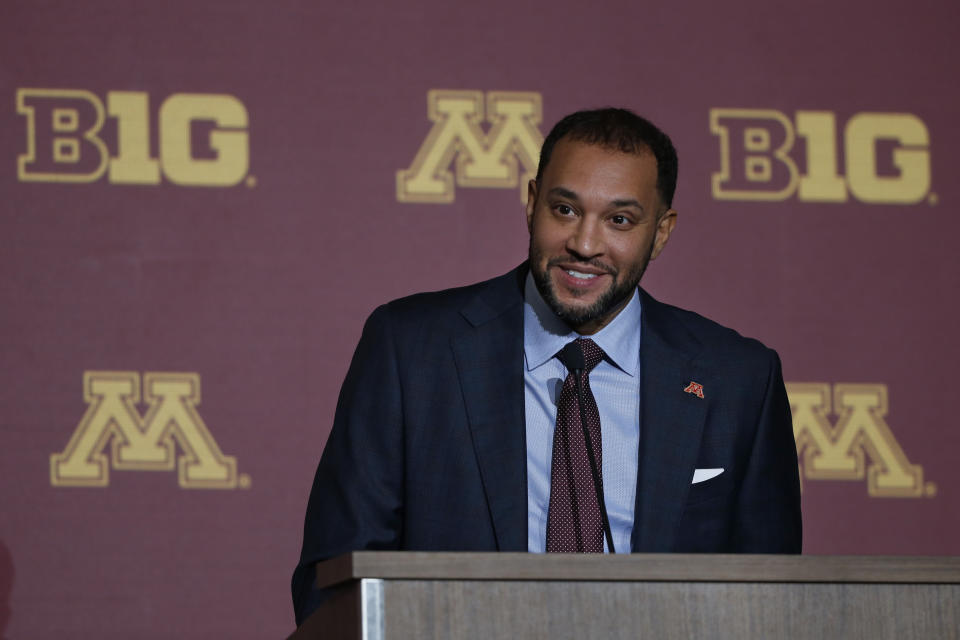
(292, 108, 802, 625)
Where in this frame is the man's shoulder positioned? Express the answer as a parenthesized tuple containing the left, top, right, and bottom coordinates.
(372, 265, 525, 330)
(641, 290, 777, 363)
(385, 275, 499, 313)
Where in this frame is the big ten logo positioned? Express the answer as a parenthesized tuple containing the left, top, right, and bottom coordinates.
(51, 371, 249, 489)
(787, 383, 933, 498)
(397, 90, 544, 203)
(17, 88, 250, 187)
(710, 109, 933, 204)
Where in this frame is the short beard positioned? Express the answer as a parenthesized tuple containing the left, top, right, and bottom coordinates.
(529, 241, 653, 331)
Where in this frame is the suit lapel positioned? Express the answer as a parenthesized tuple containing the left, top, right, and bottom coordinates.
(632, 290, 710, 551)
(450, 267, 528, 551)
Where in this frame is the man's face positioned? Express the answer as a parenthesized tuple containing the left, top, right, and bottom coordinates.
(526, 138, 677, 334)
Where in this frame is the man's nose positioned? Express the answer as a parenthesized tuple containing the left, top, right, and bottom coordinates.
(566, 217, 604, 258)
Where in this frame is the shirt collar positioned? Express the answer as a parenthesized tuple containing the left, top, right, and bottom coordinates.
(523, 272, 641, 376)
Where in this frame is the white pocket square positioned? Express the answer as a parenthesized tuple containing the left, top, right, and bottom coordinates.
(692, 468, 724, 484)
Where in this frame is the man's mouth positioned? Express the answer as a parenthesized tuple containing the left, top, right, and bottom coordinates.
(550, 263, 613, 293)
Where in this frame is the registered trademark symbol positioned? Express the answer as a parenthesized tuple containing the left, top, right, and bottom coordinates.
(239, 473, 252, 489)
(928, 192, 938, 205)
(245, 175, 258, 188)
(924, 481, 936, 497)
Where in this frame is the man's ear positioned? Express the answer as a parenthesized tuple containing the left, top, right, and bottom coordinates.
(650, 208, 678, 260)
(525, 179, 538, 232)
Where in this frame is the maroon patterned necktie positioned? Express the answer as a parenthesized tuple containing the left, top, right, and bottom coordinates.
(546, 337, 605, 553)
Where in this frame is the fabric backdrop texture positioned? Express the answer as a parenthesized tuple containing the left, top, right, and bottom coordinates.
(0, 1, 956, 637)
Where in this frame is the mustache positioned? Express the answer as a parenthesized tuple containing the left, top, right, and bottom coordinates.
(545, 256, 617, 276)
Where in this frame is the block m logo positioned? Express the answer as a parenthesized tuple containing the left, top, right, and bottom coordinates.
(787, 383, 928, 497)
(397, 90, 544, 203)
(51, 371, 239, 489)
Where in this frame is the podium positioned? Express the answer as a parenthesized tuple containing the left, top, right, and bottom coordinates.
(290, 552, 960, 639)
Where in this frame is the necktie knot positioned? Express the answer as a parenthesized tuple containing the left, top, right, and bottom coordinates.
(575, 337, 604, 373)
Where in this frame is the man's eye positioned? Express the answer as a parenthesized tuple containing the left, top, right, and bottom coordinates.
(611, 215, 628, 225)
(555, 204, 575, 216)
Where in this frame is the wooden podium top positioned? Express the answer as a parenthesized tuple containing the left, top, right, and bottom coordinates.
(315, 551, 960, 589)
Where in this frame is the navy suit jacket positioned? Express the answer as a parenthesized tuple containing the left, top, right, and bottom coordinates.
(292, 265, 801, 624)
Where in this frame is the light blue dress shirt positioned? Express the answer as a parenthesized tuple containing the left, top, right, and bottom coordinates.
(524, 273, 641, 553)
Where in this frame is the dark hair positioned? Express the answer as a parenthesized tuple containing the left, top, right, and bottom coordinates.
(535, 108, 679, 209)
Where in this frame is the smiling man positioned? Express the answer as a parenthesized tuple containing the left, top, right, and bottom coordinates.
(526, 135, 675, 335)
(292, 108, 802, 626)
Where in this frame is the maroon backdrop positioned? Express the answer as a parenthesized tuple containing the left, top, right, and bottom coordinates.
(1, 1, 957, 637)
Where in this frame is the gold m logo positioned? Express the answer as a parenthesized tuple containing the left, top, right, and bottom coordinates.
(51, 371, 242, 489)
(397, 90, 544, 203)
(787, 383, 930, 497)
